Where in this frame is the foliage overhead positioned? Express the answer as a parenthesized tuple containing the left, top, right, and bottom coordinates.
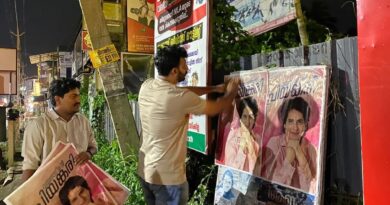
(211, 1, 339, 71)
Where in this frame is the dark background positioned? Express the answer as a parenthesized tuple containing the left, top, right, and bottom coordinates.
(0, 0, 357, 77)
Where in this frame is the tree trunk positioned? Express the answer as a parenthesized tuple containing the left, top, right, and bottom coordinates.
(295, 0, 309, 46)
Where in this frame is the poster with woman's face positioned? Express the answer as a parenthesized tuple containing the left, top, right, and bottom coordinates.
(214, 165, 316, 205)
(216, 66, 329, 203)
(261, 67, 327, 195)
(215, 70, 267, 177)
(4, 142, 130, 205)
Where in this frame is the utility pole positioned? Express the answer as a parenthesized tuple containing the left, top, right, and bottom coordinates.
(10, 0, 25, 104)
(9, 0, 24, 152)
(79, 0, 140, 156)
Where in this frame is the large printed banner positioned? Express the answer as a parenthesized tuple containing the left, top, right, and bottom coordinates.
(228, 0, 296, 36)
(127, 0, 155, 53)
(155, 0, 210, 153)
(214, 165, 315, 204)
(216, 66, 329, 204)
(4, 142, 129, 205)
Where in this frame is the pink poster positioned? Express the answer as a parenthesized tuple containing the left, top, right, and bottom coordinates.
(216, 70, 268, 177)
(261, 66, 327, 195)
(5, 142, 129, 205)
(216, 65, 329, 200)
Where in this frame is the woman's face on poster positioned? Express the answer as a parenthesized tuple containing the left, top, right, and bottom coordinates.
(222, 174, 233, 192)
(68, 186, 91, 205)
(240, 105, 256, 131)
(284, 109, 307, 140)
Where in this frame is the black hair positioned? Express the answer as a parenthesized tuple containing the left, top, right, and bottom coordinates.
(192, 72, 198, 79)
(237, 97, 259, 120)
(49, 78, 81, 107)
(59, 175, 93, 205)
(154, 45, 188, 76)
(281, 97, 310, 128)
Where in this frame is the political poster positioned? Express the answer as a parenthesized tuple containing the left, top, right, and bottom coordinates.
(4, 142, 130, 205)
(228, 0, 297, 36)
(216, 66, 329, 204)
(127, 0, 155, 53)
(214, 165, 315, 205)
(216, 70, 268, 176)
(155, 0, 210, 153)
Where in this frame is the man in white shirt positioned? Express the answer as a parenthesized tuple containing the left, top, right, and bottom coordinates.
(138, 45, 239, 205)
(21, 78, 97, 181)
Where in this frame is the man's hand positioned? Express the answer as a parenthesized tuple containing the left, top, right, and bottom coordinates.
(214, 83, 226, 93)
(75, 151, 91, 165)
(226, 78, 240, 95)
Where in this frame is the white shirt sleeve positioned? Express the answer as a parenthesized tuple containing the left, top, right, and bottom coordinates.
(22, 120, 44, 170)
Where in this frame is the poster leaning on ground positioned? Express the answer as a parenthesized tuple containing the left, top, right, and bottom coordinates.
(4, 142, 130, 205)
(154, 0, 211, 154)
(215, 65, 329, 205)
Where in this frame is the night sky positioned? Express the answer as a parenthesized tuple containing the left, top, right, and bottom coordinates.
(0, 0, 82, 77)
(0, 0, 357, 78)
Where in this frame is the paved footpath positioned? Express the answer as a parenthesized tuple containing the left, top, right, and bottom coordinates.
(0, 140, 24, 202)
(0, 161, 23, 201)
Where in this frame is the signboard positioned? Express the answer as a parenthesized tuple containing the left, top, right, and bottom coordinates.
(82, 30, 93, 51)
(103, 2, 122, 21)
(0, 71, 17, 95)
(0, 48, 16, 71)
(127, 0, 155, 53)
(155, 0, 210, 153)
(29, 52, 58, 64)
(216, 66, 329, 204)
(358, 0, 390, 204)
(89, 44, 120, 68)
(121, 52, 154, 94)
(228, 0, 296, 36)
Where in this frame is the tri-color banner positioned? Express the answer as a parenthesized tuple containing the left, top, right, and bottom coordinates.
(215, 66, 329, 204)
(155, 0, 210, 153)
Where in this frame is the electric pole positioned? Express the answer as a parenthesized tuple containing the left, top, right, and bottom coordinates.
(10, 0, 25, 105)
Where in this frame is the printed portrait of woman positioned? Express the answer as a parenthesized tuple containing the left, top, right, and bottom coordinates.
(223, 97, 262, 176)
(59, 175, 115, 205)
(262, 97, 317, 193)
(215, 169, 241, 205)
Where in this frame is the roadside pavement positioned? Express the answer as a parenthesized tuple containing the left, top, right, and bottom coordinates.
(0, 141, 24, 201)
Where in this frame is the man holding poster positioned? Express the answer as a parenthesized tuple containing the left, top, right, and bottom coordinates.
(21, 78, 97, 181)
(138, 45, 239, 205)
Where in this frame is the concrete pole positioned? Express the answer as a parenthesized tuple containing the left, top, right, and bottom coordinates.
(79, 0, 140, 156)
